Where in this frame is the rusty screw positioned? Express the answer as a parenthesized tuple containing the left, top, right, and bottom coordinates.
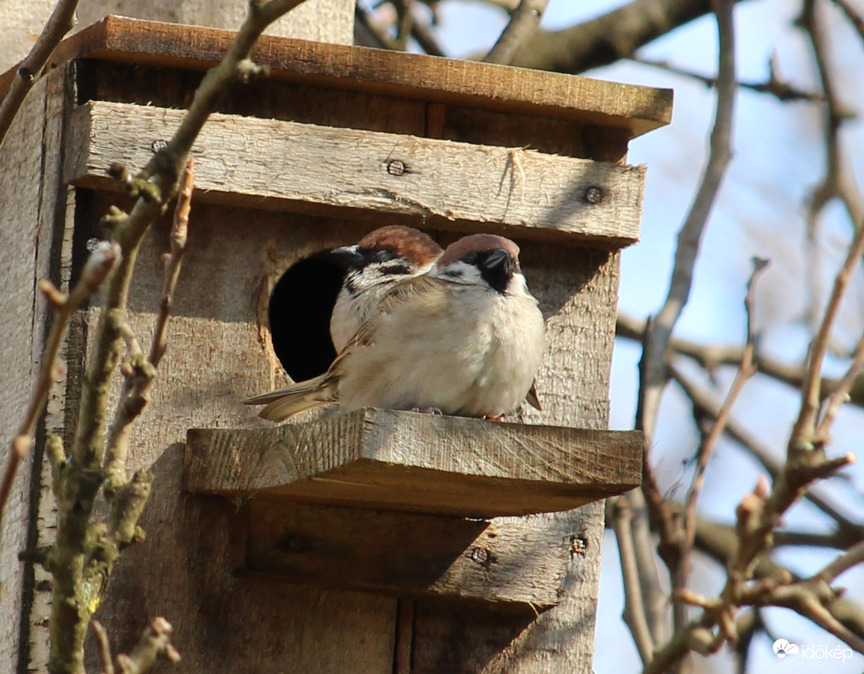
(470, 547, 490, 565)
(387, 160, 407, 176)
(570, 534, 587, 557)
(585, 186, 603, 204)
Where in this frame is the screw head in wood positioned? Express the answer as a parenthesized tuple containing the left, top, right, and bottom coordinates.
(570, 534, 588, 557)
(469, 547, 490, 565)
(387, 160, 407, 176)
(585, 186, 603, 204)
(151, 139, 168, 153)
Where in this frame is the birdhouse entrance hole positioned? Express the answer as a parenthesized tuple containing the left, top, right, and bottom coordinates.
(268, 253, 344, 381)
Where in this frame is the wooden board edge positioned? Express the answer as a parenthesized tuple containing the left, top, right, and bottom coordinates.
(0, 16, 672, 137)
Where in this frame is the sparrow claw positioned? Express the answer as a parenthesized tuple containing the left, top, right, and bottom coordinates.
(408, 406, 443, 415)
(482, 414, 504, 422)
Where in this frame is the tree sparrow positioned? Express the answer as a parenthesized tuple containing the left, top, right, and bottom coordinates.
(329, 225, 443, 352)
(246, 233, 545, 421)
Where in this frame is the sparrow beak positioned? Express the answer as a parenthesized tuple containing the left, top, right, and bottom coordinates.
(330, 245, 366, 270)
(482, 248, 512, 275)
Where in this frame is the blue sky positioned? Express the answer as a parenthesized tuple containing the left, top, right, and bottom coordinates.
(424, 1, 864, 671)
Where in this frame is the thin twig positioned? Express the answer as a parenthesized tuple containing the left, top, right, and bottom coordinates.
(817, 538, 864, 583)
(91, 620, 116, 674)
(49, 3, 310, 671)
(832, 0, 864, 44)
(392, 0, 414, 50)
(677, 259, 768, 598)
(631, 55, 824, 102)
(117, 617, 180, 674)
(610, 497, 655, 663)
(639, 0, 737, 440)
(791, 211, 864, 448)
(617, 312, 864, 410)
(0, 242, 119, 537)
(815, 327, 864, 439)
(103, 159, 194, 493)
(484, 0, 549, 65)
(636, 0, 737, 645)
(355, 4, 401, 50)
(0, 0, 78, 151)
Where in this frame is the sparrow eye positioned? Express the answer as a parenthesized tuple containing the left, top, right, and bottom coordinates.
(374, 250, 397, 263)
(462, 252, 478, 265)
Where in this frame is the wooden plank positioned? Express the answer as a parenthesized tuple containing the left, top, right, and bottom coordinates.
(244, 497, 575, 606)
(23, 65, 80, 674)
(0, 63, 51, 674)
(0, 16, 672, 137)
(184, 409, 642, 518)
(66, 101, 646, 247)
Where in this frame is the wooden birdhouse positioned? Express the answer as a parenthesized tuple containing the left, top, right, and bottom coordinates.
(0, 13, 671, 674)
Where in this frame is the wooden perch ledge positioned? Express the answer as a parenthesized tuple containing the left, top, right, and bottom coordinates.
(183, 408, 642, 518)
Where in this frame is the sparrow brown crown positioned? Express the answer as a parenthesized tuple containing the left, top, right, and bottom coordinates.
(437, 234, 521, 267)
(356, 226, 442, 263)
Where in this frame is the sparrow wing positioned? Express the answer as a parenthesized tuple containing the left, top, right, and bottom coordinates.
(326, 274, 444, 375)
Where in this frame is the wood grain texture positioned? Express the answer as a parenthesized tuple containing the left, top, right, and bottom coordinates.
(184, 409, 642, 517)
(0, 66, 49, 674)
(66, 101, 646, 247)
(21, 65, 80, 674)
(82, 205, 404, 673)
(244, 496, 577, 606)
(0, 15, 672, 136)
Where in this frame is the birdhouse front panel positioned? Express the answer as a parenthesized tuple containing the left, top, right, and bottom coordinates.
(3, 16, 671, 674)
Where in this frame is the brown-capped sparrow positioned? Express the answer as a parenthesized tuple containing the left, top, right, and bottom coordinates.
(329, 225, 443, 352)
(245, 233, 545, 421)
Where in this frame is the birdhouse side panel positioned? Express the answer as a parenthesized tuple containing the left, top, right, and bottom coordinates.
(0, 67, 77, 673)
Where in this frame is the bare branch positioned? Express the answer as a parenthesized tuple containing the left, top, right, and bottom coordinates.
(484, 0, 549, 65)
(392, 0, 415, 51)
(609, 497, 655, 663)
(0, 0, 78, 151)
(631, 55, 824, 102)
(617, 312, 864, 410)
(832, 0, 864, 44)
(510, 0, 752, 74)
(677, 259, 767, 608)
(791, 209, 864, 448)
(816, 538, 864, 583)
(0, 242, 119, 536)
(91, 620, 116, 674)
(639, 0, 737, 440)
(49, 4, 310, 671)
(117, 617, 180, 674)
(669, 365, 864, 539)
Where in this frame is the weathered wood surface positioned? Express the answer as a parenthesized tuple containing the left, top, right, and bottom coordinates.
(66, 101, 647, 247)
(184, 409, 642, 517)
(244, 497, 578, 606)
(0, 67, 51, 674)
(84, 205, 404, 673)
(74, 201, 624, 673)
(0, 16, 672, 136)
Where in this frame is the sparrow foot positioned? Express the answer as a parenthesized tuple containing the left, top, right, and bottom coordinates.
(482, 414, 504, 422)
(407, 406, 443, 415)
